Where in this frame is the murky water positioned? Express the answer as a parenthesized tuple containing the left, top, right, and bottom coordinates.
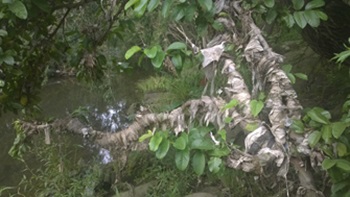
(0, 71, 146, 188)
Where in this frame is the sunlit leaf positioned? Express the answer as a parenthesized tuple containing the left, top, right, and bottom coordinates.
(287, 73, 296, 84)
(305, 0, 325, 10)
(250, 100, 264, 117)
(173, 133, 187, 150)
(175, 148, 190, 171)
(332, 122, 347, 139)
(151, 51, 165, 68)
(192, 151, 205, 175)
(144, 46, 158, 58)
(308, 130, 321, 148)
(191, 138, 215, 150)
(321, 125, 332, 144)
(223, 99, 238, 110)
(134, 0, 148, 17)
(125, 0, 139, 10)
(125, 45, 142, 60)
(9, 0, 28, 19)
(156, 139, 170, 159)
(197, 0, 213, 12)
(139, 130, 153, 142)
(149, 133, 163, 151)
(322, 158, 336, 170)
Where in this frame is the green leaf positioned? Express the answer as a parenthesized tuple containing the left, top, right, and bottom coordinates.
(217, 129, 226, 141)
(282, 64, 292, 73)
(32, 0, 50, 12)
(9, 0, 28, 19)
(191, 138, 215, 150)
(263, 0, 275, 8)
(291, 119, 305, 133)
(125, 45, 142, 60)
(175, 148, 190, 171)
(192, 151, 206, 175)
(171, 54, 183, 69)
(321, 125, 332, 144)
(125, 0, 139, 10)
(305, 0, 325, 10)
(322, 158, 336, 170)
(245, 122, 259, 132)
(197, 0, 213, 12)
(293, 11, 307, 28)
(161, 0, 172, 17)
(156, 139, 170, 159)
(283, 14, 295, 28)
(209, 146, 230, 157)
(336, 143, 347, 157)
(151, 51, 165, 68)
(139, 130, 153, 142)
(308, 130, 321, 148)
(332, 122, 347, 139)
(250, 100, 264, 117)
(336, 159, 350, 172)
(315, 10, 327, 21)
(287, 73, 296, 84)
(144, 46, 158, 58)
(223, 99, 238, 110)
(134, 0, 148, 17)
(292, 0, 304, 10)
(208, 157, 222, 173)
(3, 55, 14, 65)
(147, 0, 160, 12)
(149, 133, 163, 151)
(294, 73, 308, 80)
(304, 10, 320, 27)
(265, 9, 277, 24)
(0, 29, 8, 37)
(224, 117, 232, 124)
(307, 108, 330, 124)
(166, 42, 187, 51)
(173, 133, 188, 150)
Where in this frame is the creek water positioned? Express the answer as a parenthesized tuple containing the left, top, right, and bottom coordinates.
(0, 71, 146, 188)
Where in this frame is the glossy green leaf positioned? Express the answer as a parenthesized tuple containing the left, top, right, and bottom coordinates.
(263, 0, 275, 8)
(336, 159, 350, 172)
(294, 73, 308, 80)
(223, 99, 238, 110)
(322, 158, 336, 170)
(3, 55, 14, 65)
(321, 125, 332, 144)
(144, 46, 158, 58)
(192, 151, 206, 175)
(166, 42, 187, 51)
(171, 54, 183, 69)
(151, 51, 165, 68)
(291, 119, 305, 133)
(161, 0, 172, 17)
(292, 0, 304, 10)
(175, 148, 190, 171)
(293, 11, 307, 28)
(125, 45, 142, 60)
(147, 0, 160, 12)
(197, 0, 213, 12)
(336, 143, 347, 157)
(149, 133, 163, 151)
(208, 157, 222, 173)
(250, 100, 264, 117)
(156, 139, 170, 159)
(217, 129, 226, 141)
(308, 130, 321, 148)
(125, 0, 139, 10)
(332, 122, 347, 139)
(283, 14, 295, 28)
(139, 130, 153, 142)
(307, 108, 330, 124)
(134, 0, 148, 17)
(9, 0, 28, 19)
(304, 10, 320, 27)
(173, 133, 188, 150)
(305, 0, 325, 10)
